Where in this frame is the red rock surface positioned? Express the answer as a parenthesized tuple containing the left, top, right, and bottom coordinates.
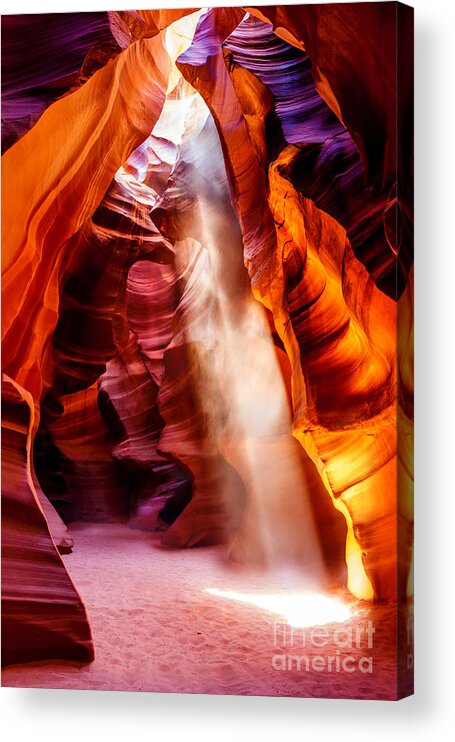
(1, 375, 93, 665)
(1, 5, 413, 669)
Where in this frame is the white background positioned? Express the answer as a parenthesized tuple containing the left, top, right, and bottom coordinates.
(1, 0, 454, 739)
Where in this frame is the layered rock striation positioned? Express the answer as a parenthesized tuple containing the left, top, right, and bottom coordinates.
(2, 4, 413, 665)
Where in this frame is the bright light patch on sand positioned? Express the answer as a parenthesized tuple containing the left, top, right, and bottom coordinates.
(205, 588, 351, 628)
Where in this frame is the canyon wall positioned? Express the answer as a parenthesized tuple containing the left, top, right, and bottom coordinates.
(1, 4, 413, 665)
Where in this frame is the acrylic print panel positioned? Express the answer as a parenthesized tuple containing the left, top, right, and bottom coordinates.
(1, 2, 414, 699)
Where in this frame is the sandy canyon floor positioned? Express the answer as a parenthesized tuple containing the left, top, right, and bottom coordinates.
(2, 523, 412, 699)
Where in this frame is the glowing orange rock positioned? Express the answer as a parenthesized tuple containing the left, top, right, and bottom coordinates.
(176, 9, 411, 599)
(1, 9, 413, 666)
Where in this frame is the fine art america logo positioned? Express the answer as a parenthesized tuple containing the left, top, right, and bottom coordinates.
(271, 620, 375, 674)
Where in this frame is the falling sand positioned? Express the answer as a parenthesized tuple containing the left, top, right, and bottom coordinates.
(2, 523, 412, 699)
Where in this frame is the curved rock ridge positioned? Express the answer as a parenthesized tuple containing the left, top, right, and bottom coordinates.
(266, 147, 399, 599)
(147, 96, 346, 570)
(245, 2, 413, 297)
(2, 6, 413, 666)
(177, 8, 277, 288)
(175, 5, 411, 599)
(1, 9, 201, 153)
(1, 19, 184, 666)
(224, 15, 394, 296)
(1, 12, 117, 152)
(1, 374, 94, 666)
